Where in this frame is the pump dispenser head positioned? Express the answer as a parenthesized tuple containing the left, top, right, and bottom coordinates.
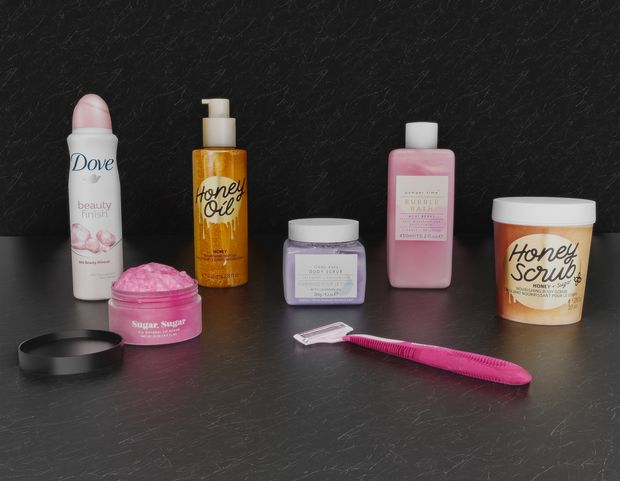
(202, 98, 236, 147)
(405, 122, 438, 149)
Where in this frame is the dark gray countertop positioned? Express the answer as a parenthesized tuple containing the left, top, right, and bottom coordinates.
(1, 235, 619, 480)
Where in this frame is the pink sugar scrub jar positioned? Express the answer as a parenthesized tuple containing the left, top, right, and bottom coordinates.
(108, 263, 202, 345)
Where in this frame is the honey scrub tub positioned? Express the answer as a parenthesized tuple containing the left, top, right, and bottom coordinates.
(492, 197, 596, 325)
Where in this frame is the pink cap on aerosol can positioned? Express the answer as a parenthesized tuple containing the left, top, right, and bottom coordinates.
(72, 93, 112, 130)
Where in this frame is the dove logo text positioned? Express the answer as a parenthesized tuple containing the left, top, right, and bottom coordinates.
(71, 153, 115, 171)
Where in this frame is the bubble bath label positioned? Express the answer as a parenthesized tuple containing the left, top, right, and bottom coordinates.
(395, 175, 448, 241)
(504, 234, 583, 310)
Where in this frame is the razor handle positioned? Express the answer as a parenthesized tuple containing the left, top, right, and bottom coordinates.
(343, 334, 532, 386)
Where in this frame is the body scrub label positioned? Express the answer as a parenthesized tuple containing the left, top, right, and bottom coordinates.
(505, 234, 583, 311)
(395, 175, 448, 241)
(294, 254, 358, 299)
(492, 197, 595, 325)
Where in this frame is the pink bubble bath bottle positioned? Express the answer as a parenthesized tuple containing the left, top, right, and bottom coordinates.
(387, 122, 455, 288)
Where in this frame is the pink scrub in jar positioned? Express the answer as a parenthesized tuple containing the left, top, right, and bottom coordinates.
(108, 263, 202, 345)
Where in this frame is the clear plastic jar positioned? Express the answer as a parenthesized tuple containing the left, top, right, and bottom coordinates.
(283, 219, 366, 305)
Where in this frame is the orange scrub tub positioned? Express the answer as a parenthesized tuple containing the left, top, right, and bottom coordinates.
(492, 197, 596, 325)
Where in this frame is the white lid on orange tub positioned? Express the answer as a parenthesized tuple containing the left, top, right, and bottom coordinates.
(288, 218, 359, 243)
(492, 197, 596, 227)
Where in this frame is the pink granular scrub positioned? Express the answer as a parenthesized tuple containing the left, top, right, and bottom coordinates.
(108, 263, 202, 345)
(113, 262, 195, 292)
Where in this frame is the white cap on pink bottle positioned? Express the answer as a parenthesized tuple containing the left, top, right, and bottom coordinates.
(72, 94, 112, 130)
(405, 122, 437, 149)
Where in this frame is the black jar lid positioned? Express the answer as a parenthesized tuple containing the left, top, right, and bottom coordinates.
(18, 329, 124, 375)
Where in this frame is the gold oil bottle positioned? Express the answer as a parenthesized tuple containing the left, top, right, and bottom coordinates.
(192, 99, 248, 287)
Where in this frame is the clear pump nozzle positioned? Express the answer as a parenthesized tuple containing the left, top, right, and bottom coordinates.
(201, 98, 236, 147)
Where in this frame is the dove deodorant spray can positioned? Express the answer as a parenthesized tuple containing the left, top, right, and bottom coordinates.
(67, 94, 123, 300)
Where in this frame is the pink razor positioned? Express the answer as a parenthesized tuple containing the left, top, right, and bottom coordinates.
(294, 322, 532, 386)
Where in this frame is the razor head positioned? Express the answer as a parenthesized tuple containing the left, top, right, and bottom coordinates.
(293, 322, 354, 345)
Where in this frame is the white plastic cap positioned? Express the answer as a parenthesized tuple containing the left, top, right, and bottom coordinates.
(492, 197, 596, 227)
(202, 98, 236, 147)
(288, 218, 359, 243)
(406, 122, 438, 149)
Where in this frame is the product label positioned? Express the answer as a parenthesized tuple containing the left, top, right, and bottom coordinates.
(395, 175, 448, 241)
(294, 254, 358, 299)
(505, 234, 583, 310)
(69, 150, 122, 258)
(130, 318, 187, 341)
(195, 176, 246, 224)
(70, 152, 116, 172)
(68, 145, 123, 294)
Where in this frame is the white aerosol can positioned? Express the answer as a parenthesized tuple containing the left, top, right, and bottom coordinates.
(67, 94, 123, 300)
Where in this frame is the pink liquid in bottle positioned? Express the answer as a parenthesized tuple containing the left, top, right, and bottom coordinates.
(387, 122, 455, 288)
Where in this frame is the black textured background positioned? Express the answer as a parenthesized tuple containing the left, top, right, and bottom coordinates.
(1, 0, 619, 236)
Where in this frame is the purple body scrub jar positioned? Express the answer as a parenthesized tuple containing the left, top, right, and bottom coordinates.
(283, 218, 366, 305)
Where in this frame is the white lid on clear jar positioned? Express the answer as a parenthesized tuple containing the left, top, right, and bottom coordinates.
(492, 197, 596, 227)
(288, 218, 359, 243)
